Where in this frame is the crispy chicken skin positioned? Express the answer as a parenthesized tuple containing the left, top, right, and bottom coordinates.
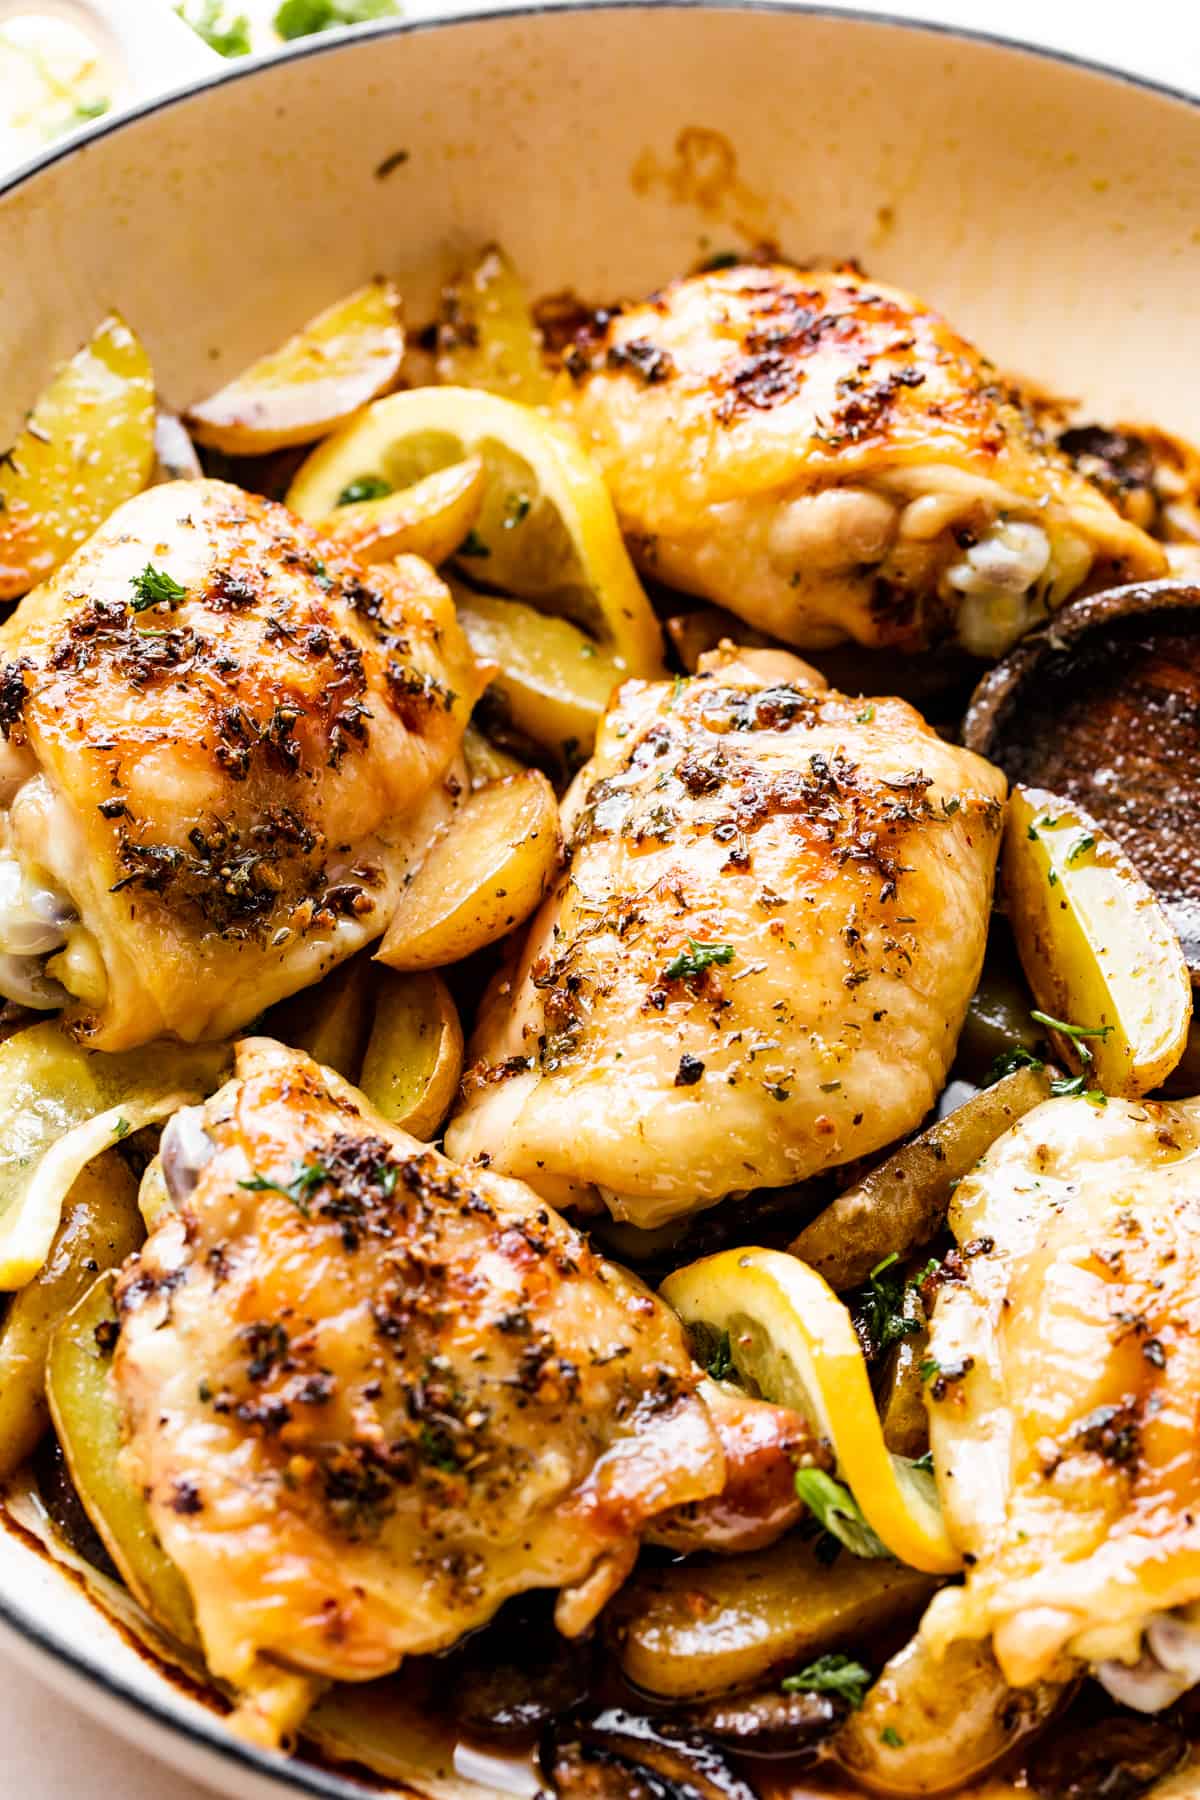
(113, 1039, 723, 1698)
(924, 1094, 1200, 1701)
(446, 646, 1006, 1228)
(564, 264, 1165, 656)
(0, 480, 483, 1047)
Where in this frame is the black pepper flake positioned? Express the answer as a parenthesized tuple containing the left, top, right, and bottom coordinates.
(675, 1053, 706, 1087)
(169, 1478, 203, 1515)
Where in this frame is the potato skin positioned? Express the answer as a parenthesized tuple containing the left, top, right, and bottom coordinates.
(789, 1063, 1052, 1292)
(0, 1152, 142, 1481)
(833, 1634, 1066, 1796)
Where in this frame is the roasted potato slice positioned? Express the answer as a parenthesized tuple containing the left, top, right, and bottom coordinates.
(833, 1633, 1066, 1796)
(607, 1530, 937, 1701)
(46, 1273, 197, 1647)
(320, 457, 484, 566)
(258, 953, 375, 1080)
(879, 1327, 932, 1462)
(1004, 785, 1192, 1096)
(0, 1152, 142, 1481)
(436, 244, 554, 405)
(185, 280, 405, 454)
(789, 1063, 1054, 1292)
(454, 583, 621, 756)
(358, 969, 464, 1139)
(0, 314, 155, 600)
(376, 771, 561, 972)
(462, 724, 527, 788)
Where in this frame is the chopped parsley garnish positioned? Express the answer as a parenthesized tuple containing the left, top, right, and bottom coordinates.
(238, 1160, 331, 1217)
(112, 1117, 131, 1141)
(855, 704, 875, 723)
(1065, 832, 1096, 865)
(663, 939, 735, 982)
(781, 1653, 873, 1709)
(457, 528, 491, 559)
(919, 1356, 942, 1384)
(129, 564, 187, 611)
(1030, 1010, 1113, 1048)
(273, 0, 400, 39)
(176, 0, 252, 56)
(913, 1449, 934, 1473)
(881, 1726, 905, 1747)
(704, 1330, 735, 1381)
(794, 1468, 890, 1560)
(852, 1252, 923, 1360)
(1030, 1009, 1111, 1103)
(336, 474, 391, 506)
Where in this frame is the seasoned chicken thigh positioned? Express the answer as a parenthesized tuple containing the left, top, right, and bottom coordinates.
(924, 1093, 1200, 1704)
(0, 480, 483, 1046)
(113, 1038, 723, 1713)
(446, 646, 1006, 1227)
(565, 264, 1165, 656)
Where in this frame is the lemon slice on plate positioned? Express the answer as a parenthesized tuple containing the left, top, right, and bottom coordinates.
(286, 385, 664, 677)
(661, 1246, 961, 1575)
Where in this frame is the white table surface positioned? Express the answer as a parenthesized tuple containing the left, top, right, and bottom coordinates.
(1, 0, 1199, 1792)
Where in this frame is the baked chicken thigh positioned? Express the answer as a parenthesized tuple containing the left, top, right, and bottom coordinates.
(924, 1093, 1200, 1707)
(446, 645, 1006, 1227)
(113, 1038, 724, 1713)
(0, 480, 482, 1047)
(565, 263, 1165, 656)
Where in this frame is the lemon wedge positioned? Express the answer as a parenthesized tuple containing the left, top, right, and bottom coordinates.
(661, 1247, 961, 1575)
(286, 386, 664, 678)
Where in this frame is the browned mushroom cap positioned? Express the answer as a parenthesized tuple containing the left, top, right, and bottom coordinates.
(1024, 1696, 1188, 1800)
(682, 1685, 843, 1758)
(441, 1597, 595, 1738)
(963, 580, 1200, 980)
(541, 1709, 759, 1799)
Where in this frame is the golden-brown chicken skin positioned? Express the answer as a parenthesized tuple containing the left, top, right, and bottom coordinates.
(564, 264, 1164, 656)
(112, 1038, 723, 1701)
(924, 1093, 1200, 1705)
(0, 480, 484, 1047)
(446, 646, 1006, 1227)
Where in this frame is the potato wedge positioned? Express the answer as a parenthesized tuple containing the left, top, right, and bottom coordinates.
(376, 771, 561, 971)
(455, 583, 621, 756)
(320, 457, 484, 566)
(185, 280, 405, 454)
(833, 1634, 1065, 1796)
(46, 1273, 197, 1648)
(462, 723, 527, 788)
(0, 1153, 142, 1481)
(879, 1327, 931, 1461)
(789, 1063, 1053, 1292)
(666, 606, 775, 673)
(607, 1530, 937, 1701)
(258, 953, 375, 1080)
(436, 244, 554, 406)
(358, 969, 464, 1139)
(1004, 785, 1192, 1096)
(0, 315, 156, 600)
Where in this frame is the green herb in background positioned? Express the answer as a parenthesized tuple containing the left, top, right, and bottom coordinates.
(177, 0, 252, 57)
(274, 0, 401, 41)
(69, 97, 109, 125)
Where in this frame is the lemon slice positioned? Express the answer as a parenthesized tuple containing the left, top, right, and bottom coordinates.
(661, 1247, 961, 1574)
(286, 386, 664, 677)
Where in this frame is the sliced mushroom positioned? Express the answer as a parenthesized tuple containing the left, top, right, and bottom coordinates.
(683, 1684, 843, 1758)
(1024, 1695, 1188, 1800)
(963, 579, 1200, 981)
(442, 1598, 595, 1738)
(542, 1710, 757, 1800)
